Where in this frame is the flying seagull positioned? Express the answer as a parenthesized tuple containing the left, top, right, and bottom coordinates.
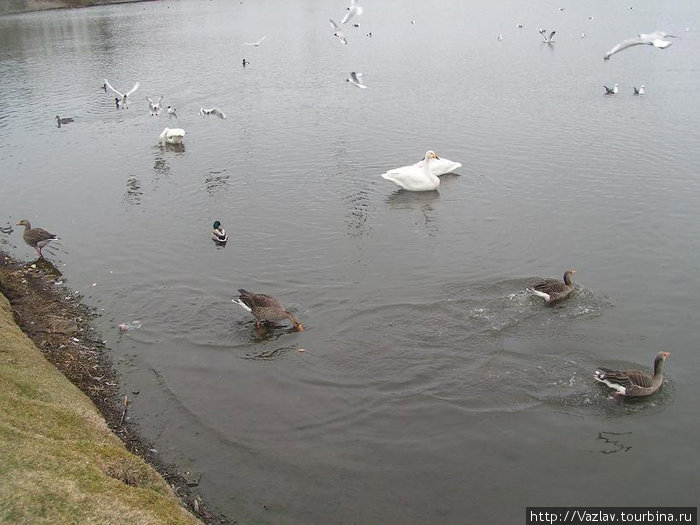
(539, 29, 556, 43)
(200, 107, 226, 119)
(244, 36, 266, 47)
(167, 105, 177, 119)
(341, 0, 363, 25)
(104, 79, 140, 109)
(146, 95, 164, 116)
(346, 72, 367, 88)
(604, 31, 675, 60)
(633, 84, 646, 95)
(330, 19, 348, 45)
(604, 83, 619, 95)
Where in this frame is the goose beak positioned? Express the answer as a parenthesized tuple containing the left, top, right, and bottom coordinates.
(662, 351, 670, 358)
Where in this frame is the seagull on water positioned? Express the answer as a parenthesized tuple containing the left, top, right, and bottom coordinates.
(539, 29, 556, 43)
(633, 84, 645, 95)
(104, 79, 139, 109)
(330, 19, 348, 45)
(346, 72, 367, 88)
(341, 0, 363, 25)
(146, 95, 164, 116)
(604, 83, 619, 95)
(200, 107, 226, 119)
(603, 31, 675, 60)
(167, 105, 177, 119)
(244, 36, 266, 47)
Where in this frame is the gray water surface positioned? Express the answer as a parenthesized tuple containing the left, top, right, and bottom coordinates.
(2, 1, 699, 523)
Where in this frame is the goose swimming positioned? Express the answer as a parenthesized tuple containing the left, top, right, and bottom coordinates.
(531, 269, 576, 304)
(594, 352, 670, 397)
(233, 289, 305, 331)
(381, 151, 441, 192)
(104, 79, 140, 109)
(604, 31, 675, 60)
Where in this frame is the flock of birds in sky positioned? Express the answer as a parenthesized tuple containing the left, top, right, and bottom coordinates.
(36, 0, 685, 400)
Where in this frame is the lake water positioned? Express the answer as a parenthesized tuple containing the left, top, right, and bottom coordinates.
(1, 1, 699, 523)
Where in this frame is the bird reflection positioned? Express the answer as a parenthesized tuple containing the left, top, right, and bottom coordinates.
(344, 189, 372, 237)
(592, 431, 632, 454)
(205, 170, 230, 195)
(386, 190, 440, 237)
(123, 175, 142, 206)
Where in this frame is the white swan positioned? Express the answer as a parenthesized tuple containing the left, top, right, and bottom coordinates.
(381, 151, 441, 192)
(158, 128, 185, 145)
(415, 154, 462, 176)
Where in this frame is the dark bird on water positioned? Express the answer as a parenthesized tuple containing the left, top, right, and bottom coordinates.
(233, 289, 305, 331)
(531, 269, 577, 304)
(594, 351, 670, 397)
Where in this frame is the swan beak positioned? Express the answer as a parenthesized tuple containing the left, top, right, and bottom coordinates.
(295, 323, 305, 332)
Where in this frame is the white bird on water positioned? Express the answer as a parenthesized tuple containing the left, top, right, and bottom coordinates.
(167, 105, 177, 119)
(604, 83, 619, 95)
(244, 36, 266, 46)
(104, 79, 139, 109)
(199, 107, 226, 119)
(341, 0, 363, 25)
(146, 95, 164, 116)
(158, 127, 185, 146)
(603, 31, 675, 60)
(330, 19, 348, 45)
(539, 29, 556, 43)
(633, 84, 646, 96)
(381, 151, 441, 192)
(346, 72, 366, 88)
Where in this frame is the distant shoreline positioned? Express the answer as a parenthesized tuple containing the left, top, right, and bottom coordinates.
(0, 0, 154, 16)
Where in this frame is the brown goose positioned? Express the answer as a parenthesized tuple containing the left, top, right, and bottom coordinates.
(594, 351, 670, 397)
(16, 220, 58, 258)
(233, 289, 304, 331)
(531, 269, 576, 303)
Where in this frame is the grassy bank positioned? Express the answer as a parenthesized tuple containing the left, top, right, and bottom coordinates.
(0, 289, 202, 525)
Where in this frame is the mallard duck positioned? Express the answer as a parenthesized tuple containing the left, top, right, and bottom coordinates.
(55, 115, 74, 127)
(381, 151, 441, 192)
(594, 351, 670, 397)
(531, 269, 577, 304)
(16, 219, 58, 258)
(233, 289, 304, 331)
(212, 221, 228, 243)
(158, 128, 185, 145)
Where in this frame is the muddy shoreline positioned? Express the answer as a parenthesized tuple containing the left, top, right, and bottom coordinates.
(0, 251, 233, 525)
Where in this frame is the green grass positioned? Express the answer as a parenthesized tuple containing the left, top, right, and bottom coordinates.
(0, 293, 202, 525)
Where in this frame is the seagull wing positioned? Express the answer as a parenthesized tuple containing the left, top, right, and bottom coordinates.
(548, 31, 556, 41)
(340, 9, 355, 24)
(157, 95, 164, 105)
(125, 82, 140, 97)
(651, 38, 673, 49)
(257, 36, 267, 45)
(603, 36, 644, 59)
(104, 79, 124, 98)
(329, 19, 341, 31)
(213, 108, 226, 119)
